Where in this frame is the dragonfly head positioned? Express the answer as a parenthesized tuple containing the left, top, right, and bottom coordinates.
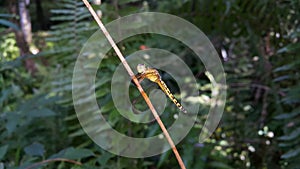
(137, 64, 147, 73)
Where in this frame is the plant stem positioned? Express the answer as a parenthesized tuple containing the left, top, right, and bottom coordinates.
(81, 0, 187, 168)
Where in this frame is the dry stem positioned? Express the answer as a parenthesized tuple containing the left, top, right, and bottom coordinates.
(24, 158, 82, 169)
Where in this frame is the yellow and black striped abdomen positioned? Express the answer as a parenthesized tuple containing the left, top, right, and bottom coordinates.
(155, 78, 187, 114)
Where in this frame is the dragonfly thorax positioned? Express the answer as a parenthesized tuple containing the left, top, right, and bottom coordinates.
(137, 64, 147, 73)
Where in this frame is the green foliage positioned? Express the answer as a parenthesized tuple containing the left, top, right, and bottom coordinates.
(0, 33, 19, 61)
(0, 0, 299, 168)
(0, 13, 20, 31)
(274, 33, 300, 169)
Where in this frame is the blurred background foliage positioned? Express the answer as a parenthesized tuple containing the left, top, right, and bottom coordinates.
(0, 0, 299, 168)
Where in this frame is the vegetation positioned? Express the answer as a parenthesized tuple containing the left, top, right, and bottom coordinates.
(0, 0, 299, 168)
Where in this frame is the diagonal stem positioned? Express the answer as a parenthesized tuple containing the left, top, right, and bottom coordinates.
(81, 1, 186, 169)
(25, 158, 82, 169)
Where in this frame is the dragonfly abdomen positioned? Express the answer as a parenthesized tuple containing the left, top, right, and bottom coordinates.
(156, 79, 187, 113)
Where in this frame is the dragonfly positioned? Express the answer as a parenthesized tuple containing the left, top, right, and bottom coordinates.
(134, 64, 187, 113)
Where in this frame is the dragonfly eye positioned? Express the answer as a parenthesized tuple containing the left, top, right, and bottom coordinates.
(137, 64, 147, 73)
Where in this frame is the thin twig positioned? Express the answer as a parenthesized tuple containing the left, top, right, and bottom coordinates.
(24, 158, 82, 169)
(81, 1, 186, 169)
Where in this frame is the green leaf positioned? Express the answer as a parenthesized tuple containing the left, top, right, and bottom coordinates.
(274, 107, 300, 120)
(4, 112, 21, 134)
(0, 19, 20, 31)
(182, 144, 195, 168)
(157, 150, 171, 168)
(50, 147, 95, 160)
(95, 76, 111, 88)
(24, 142, 45, 157)
(100, 100, 114, 113)
(69, 129, 85, 137)
(281, 147, 300, 159)
(27, 108, 56, 118)
(282, 86, 300, 104)
(0, 145, 8, 160)
(51, 147, 95, 160)
(278, 127, 300, 141)
(50, 9, 75, 14)
(96, 152, 114, 166)
(0, 87, 13, 108)
(95, 88, 110, 98)
(0, 13, 15, 18)
(277, 43, 300, 53)
(273, 60, 300, 72)
(63, 148, 94, 159)
(273, 75, 292, 82)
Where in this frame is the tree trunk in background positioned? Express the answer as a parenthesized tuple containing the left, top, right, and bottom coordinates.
(18, 0, 32, 44)
(8, 0, 36, 74)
